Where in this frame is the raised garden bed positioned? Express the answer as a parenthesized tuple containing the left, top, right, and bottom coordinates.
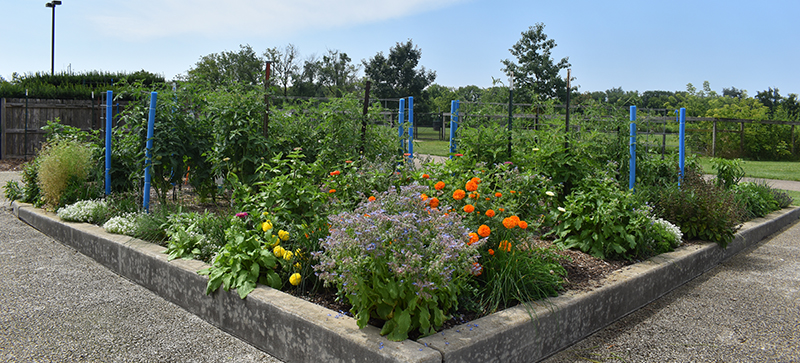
(12, 200, 799, 362)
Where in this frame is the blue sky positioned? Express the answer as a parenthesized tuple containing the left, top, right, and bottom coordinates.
(2, 0, 798, 97)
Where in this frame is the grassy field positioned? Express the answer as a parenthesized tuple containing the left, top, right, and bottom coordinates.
(698, 157, 800, 181)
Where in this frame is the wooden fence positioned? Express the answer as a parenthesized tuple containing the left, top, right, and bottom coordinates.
(0, 97, 119, 159)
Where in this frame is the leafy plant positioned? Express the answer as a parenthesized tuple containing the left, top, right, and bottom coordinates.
(732, 181, 779, 219)
(199, 212, 300, 299)
(36, 137, 97, 209)
(654, 166, 744, 247)
(712, 157, 745, 189)
(549, 174, 659, 260)
(3, 180, 23, 201)
(314, 184, 481, 341)
(163, 212, 229, 263)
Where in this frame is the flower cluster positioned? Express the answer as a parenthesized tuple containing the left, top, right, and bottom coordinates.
(103, 213, 139, 235)
(57, 199, 107, 223)
(314, 184, 482, 340)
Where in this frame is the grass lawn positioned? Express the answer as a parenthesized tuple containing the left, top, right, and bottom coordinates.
(698, 157, 800, 181)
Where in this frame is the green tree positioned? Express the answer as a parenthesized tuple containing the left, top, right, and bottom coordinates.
(363, 39, 436, 105)
(318, 49, 360, 97)
(501, 23, 572, 103)
(264, 44, 301, 98)
(186, 44, 265, 90)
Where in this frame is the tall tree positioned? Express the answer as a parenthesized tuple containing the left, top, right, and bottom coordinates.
(363, 39, 436, 104)
(318, 49, 360, 97)
(264, 44, 301, 98)
(186, 44, 264, 90)
(501, 23, 571, 103)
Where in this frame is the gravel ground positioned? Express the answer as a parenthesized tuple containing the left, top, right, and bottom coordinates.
(0, 171, 283, 363)
(543, 219, 800, 362)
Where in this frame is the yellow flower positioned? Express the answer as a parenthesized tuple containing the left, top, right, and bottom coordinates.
(294, 262, 301, 269)
(283, 250, 294, 261)
(289, 273, 302, 286)
(262, 220, 273, 232)
(278, 229, 289, 241)
(273, 245, 285, 258)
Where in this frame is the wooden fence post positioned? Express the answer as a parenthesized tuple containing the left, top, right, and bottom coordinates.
(712, 120, 717, 157)
(740, 121, 744, 156)
(0, 98, 5, 159)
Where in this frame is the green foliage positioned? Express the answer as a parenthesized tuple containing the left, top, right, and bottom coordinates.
(3, 180, 23, 201)
(501, 23, 572, 102)
(549, 175, 662, 260)
(363, 40, 436, 108)
(315, 185, 480, 341)
(732, 182, 780, 219)
(185, 44, 265, 91)
(199, 212, 299, 299)
(20, 159, 42, 206)
(477, 244, 565, 314)
(0, 70, 163, 99)
(36, 137, 98, 209)
(712, 158, 745, 189)
(164, 212, 229, 263)
(654, 167, 744, 247)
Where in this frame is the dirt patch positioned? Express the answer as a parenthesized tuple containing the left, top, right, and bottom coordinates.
(0, 158, 27, 172)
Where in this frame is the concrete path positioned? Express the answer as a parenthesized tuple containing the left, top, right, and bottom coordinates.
(543, 219, 800, 362)
(0, 171, 282, 363)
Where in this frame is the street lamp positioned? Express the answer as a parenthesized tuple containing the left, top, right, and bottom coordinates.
(45, 1, 62, 76)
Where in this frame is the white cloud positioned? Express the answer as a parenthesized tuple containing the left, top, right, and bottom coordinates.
(91, 0, 464, 40)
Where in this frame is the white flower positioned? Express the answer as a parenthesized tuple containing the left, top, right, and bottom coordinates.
(557, 207, 567, 213)
(57, 199, 107, 223)
(545, 191, 555, 197)
(103, 213, 139, 236)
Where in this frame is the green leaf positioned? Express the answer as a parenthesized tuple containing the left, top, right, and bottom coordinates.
(237, 280, 256, 299)
(376, 302, 394, 320)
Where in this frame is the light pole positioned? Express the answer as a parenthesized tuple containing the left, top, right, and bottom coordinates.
(45, 1, 62, 76)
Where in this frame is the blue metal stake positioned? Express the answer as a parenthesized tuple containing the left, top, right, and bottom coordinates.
(678, 107, 686, 186)
(143, 92, 157, 212)
(398, 99, 405, 152)
(629, 106, 636, 191)
(105, 90, 113, 195)
(408, 96, 414, 163)
(449, 100, 459, 157)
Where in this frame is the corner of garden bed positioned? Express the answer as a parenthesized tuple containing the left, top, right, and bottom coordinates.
(11, 201, 799, 363)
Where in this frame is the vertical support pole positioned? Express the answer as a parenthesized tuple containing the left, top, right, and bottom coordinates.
(143, 92, 157, 212)
(105, 90, 112, 195)
(712, 120, 717, 157)
(792, 124, 796, 155)
(449, 100, 459, 157)
(678, 108, 686, 186)
(24, 90, 29, 160)
(629, 106, 637, 191)
(398, 99, 405, 153)
(740, 121, 744, 156)
(408, 96, 414, 163)
(360, 81, 371, 155)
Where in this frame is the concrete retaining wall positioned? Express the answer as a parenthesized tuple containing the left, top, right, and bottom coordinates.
(12, 202, 799, 362)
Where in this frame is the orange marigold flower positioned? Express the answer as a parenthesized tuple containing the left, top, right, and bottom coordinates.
(495, 192, 502, 198)
(345, 160, 353, 163)
(468, 193, 476, 199)
(485, 197, 491, 201)
(478, 224, 491, 238)
(502, 217, 517, 229)
(329, 189, 336, 193)
(330, 170, 341, 176)
(429, 197, 440, 208)
(470, 177, 481, 184)
(518, 220, 528, 229)
(420, 193, 429, 201)
(485, 209, 496, 218)
(488, 249, 495, 256)
(453, 189, 466, 200)
(434, 181, 445, 190)
(465, 180, 478, 192)
(463, 204, 475, 213)
(468, 232, 479, 245)
(498, 240, 512, 252)
(510, 190, 517, 194)
(422, 173, 430, 179)
(368, 196, 376, 202)
(499, 208, 505, 212)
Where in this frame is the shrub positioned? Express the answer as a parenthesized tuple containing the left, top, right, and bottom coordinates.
(654, 166, 744, 247)
(314, 184, 482, 341)
(36, 138, 96, 209)
(20, 159, 42, 206)
(3, 180, 23, 201)
(732, 181, 779, 219)
(549, 174, 661, 260)
(712, 157, 745, 189)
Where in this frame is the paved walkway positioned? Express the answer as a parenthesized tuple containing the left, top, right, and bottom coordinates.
(0, 171, 281, 363)
(543, 219, 800, 362)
